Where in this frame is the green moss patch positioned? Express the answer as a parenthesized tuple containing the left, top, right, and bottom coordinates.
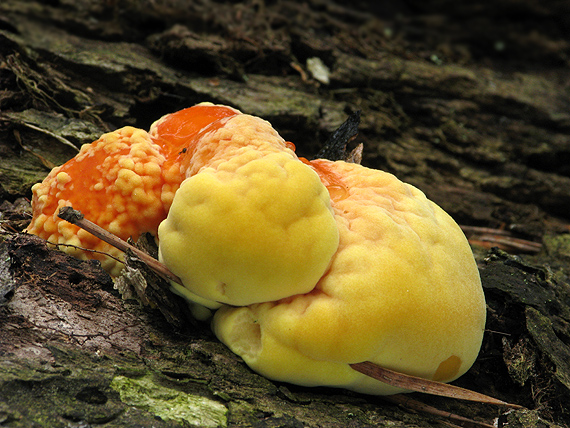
(111, 375, 227, 427)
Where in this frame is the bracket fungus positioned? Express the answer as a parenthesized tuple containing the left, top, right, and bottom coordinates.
(214, 159, 485, 394)
(27, 103, 486, 396)
(157, 112, 339, 312)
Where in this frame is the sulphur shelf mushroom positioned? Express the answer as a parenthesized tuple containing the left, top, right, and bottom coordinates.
(27, 103, 486, 396)
(210, 159, 485, 395)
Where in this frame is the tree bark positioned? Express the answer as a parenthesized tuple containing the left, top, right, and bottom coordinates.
(1, 1, 570, 426)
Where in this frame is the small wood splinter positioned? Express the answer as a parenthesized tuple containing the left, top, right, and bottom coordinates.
(57, 206, 183, 286)
(57, 206, 522, 414)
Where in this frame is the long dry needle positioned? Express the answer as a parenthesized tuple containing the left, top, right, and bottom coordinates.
(350, 361, 522, 408)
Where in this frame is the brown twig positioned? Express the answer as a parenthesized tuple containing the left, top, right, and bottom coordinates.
(460, 225, 542, 253)
(384, 394, 496, 428)
(350, 361, 523, 408)
(57, 206, 183, 286)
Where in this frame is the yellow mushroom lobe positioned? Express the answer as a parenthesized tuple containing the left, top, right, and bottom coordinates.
(157, 117, 339, 309)
(213, 160, 486, 395)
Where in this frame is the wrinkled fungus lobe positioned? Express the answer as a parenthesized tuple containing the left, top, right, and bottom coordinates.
(157, 114, 339, 310)
(27, 103, 486, 396)
(214, 159, 485, 394)
(27, 104, 240, 275)
(27, 126, 169, 275)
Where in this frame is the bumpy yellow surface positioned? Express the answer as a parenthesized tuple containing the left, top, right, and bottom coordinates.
(158, 115, 339, 308)
(213, 160, 486, 395)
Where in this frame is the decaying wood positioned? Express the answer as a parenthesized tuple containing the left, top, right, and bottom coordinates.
(1, 0, 570, 427)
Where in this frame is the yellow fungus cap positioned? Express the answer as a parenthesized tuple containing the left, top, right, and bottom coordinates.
(158, 116, 339, 307)
(212, 159, 486, 395)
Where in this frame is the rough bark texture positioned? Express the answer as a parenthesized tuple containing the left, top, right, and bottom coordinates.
(1, 1, 570, 427)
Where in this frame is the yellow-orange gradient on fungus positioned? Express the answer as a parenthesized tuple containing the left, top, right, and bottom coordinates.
(150, 104, 241, 208)
(26, 103, 486, 397)
(26, 127, 167, 275)
(302, 158, 350, 202)
(26, 104, 242, 276)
